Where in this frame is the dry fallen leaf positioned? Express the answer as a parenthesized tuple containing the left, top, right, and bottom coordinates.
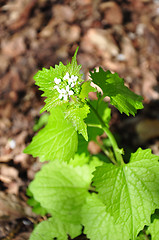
(99, 1, 123, 25)
(136, 119, 159, 142)
(83, 28, 119, 56)
(0, 191, 36, 222)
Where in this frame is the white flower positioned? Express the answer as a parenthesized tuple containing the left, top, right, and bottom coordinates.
(69, 75, 78, 87)
(59, 88, 66, 94)
(59, 93, 68, 100)
(58, 93, 68, 101)
(70, 83, 75, 88)
(71, 75, 78, 82)
(63, 72, 70, 80)
(68, 90, 74, 96)
(54, 77, 61, 84)
(54, 73, 79, 101)
(58, 88, 68, 100)
(68, 78, 72, 85)
(53, 85, 60, 92)
(66, 85, 70, 92)
(63, 94, 68, 101)
(63, 73, 79, 88)
(66, 85, 74, 96)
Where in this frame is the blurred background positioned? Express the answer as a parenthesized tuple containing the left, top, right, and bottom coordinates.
(0, 0, 159, 239)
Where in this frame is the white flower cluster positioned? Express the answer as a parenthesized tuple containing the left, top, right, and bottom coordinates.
(53, 72, 79, 101)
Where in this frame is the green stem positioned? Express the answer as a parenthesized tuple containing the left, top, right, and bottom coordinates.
(87, 101, 124, 165)
(87, 123, 116, 164)
(96, 141, 117, 165)
(87, 123, 117, 165)
(87, 124, 102, 129)
(96, 94, 105, 110)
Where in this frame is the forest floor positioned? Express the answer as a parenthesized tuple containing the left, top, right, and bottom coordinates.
(0, 0, 159, 239)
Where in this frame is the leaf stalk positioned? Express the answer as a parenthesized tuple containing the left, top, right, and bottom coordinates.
(87, 101, 124, 165)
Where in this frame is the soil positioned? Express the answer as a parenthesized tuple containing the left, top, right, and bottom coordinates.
(0, 0, 159, 239)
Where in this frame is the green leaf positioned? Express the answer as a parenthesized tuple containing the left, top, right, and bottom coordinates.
(87, 100, 111, 126)
(151, 209, 159, 222)
(29, 217, 81, 240)
(33, 113, 49, 131)
(67, 47, 82, 77)
(65, 103, 90, 141)
(147, 218, 159, 240)
(76, 134, 89, 156)
(86, 100, 111, 141)
(34, 64, 67, 113)
(88, 155, 103, 174)
(27, 188, 47, 216)
(24, 106, 78, 162)
(146, 209, 159, 240)
(29, 161, 91, 224)
(82, 194, 128, 240)
(79, 81, 96, 101)
(34, 48, 83, 113)
(93, 148, 159, 239)
(75, 100, 111, 154)
(27, 198, 47, 216)
(70, 154, 103, 178)
(69, 153, 90, 167)
(90, 67, 143, 116)
(135, 231, 149, 240)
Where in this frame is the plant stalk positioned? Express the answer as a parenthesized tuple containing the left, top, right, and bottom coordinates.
(96, 141, 117, 165)
(87, 101, 124, 165)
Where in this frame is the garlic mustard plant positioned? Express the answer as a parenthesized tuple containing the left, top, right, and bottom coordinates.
(24, 48, 159, 240)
